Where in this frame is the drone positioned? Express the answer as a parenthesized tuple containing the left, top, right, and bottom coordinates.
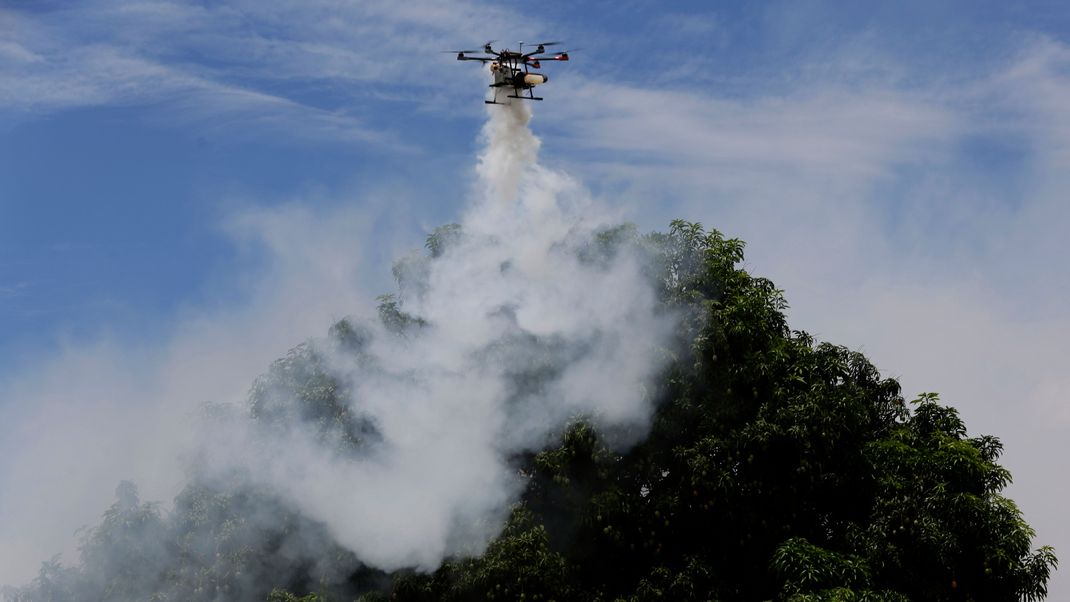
(448, 41, 571, 104)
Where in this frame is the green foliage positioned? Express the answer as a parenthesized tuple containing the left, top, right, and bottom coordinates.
(772, 537, 871, 593)
(5, 557, 79, 602)
(267, 589, 328, 602)
(367, 220, 1054, 601)
(9, 220, 1054, 602)
(432, 507, 573, 601)
(853, 394, 1056, 601)
(248, 338, 380, 454)
(425, 223, 464, 258)
(76, 482, 170, 600)
(376, 293, 427, 335)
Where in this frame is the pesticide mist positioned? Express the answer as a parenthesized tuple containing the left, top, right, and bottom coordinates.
(203, 101, 674, 570)
(3, 100, 676, 600)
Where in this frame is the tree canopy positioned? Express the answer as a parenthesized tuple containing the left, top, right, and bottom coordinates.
(5, 221, 1055, 602)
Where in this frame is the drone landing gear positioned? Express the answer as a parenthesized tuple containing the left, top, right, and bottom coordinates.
(484, 95, 542, 104)
(486, 80, 543, 105)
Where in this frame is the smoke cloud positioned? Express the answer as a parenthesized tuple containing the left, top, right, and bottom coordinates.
(200, 99, 673, 570)
(1, 98, 674, 596)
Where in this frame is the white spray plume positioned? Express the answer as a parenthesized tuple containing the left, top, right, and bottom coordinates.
(0, 99, 674, 595)
(202, 99, 675, 572)
(475, 100, 540, 204)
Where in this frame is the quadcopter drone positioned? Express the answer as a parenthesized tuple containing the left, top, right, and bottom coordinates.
(448, 41, 571, 104)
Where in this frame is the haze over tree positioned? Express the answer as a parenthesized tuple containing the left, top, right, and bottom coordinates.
(360, 220, 1057, 601)
(5, 219, 1054, 602)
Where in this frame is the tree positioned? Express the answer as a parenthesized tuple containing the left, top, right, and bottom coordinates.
(379, 221, 1056, 601)
(8, 220, 1054, 602)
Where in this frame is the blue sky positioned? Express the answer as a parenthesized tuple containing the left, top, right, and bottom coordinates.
(3, 0, 1070, 595)
(2, 0, 1066, 358)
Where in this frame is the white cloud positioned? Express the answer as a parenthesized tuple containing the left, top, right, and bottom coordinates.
(0, 40, 44, 64)
(0, 282, 30, 299)
(551, 77, 957, 189)
(0, 0, 542, 138)
(983, 37, 1070, 168)
(0, 33, 394, 145)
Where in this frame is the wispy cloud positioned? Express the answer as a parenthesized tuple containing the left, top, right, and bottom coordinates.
(983, 36, 1070, 168)
(557, 78, 957, 185)
(0, 0, 542, 141)
(0, 282, 30, 299)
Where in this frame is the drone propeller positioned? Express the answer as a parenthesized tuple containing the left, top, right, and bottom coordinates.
(523, 41, 566, 57)
(442, 50, 483, 54)
(527, 48, 577, 62)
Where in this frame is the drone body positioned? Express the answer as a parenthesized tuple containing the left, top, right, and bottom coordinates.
(450, 41, 570, 104)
